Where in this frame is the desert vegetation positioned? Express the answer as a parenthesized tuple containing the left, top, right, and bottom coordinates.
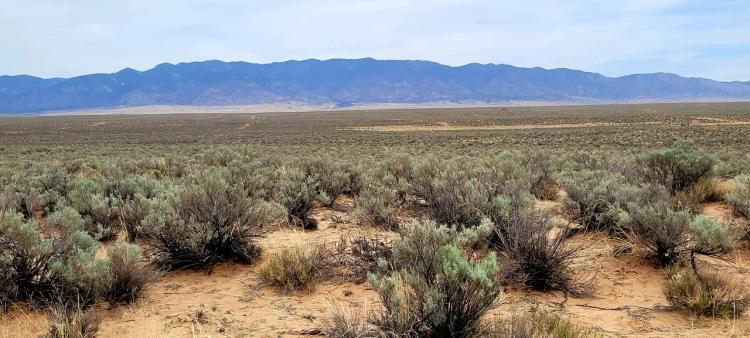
(1, 103, 750, 337)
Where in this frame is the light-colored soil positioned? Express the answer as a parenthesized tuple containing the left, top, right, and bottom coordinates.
(350, 116, 750, 132)
(351, 122, 632, 132)
(2, 197, 749, 337)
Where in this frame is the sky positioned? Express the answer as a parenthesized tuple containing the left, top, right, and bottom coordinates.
(1, 0, 749, 81)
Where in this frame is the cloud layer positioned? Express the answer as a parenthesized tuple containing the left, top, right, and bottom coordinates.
(2, 0, 748, 80)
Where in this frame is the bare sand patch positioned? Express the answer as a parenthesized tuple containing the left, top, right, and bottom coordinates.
(351, 116, 750, 132)
(350, 122, 626, 132)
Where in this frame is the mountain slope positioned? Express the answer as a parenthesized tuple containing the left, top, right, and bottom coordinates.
(2, 58, 750, 113)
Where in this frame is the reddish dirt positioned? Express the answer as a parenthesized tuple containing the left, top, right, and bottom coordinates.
(2, 197, 749, 337)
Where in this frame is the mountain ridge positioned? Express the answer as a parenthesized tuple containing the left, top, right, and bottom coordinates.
(2, 58, 750, 114)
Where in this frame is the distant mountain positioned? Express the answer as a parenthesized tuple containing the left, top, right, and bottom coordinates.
(2, 58, 750, 114)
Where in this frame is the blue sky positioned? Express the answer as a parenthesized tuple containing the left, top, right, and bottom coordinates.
(1, 0, 749, 81)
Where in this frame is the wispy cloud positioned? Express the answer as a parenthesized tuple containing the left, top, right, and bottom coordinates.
(0, 0, 748, 80)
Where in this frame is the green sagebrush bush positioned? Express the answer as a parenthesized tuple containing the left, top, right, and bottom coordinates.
(623, 204, 734, 267)
(624, 204, 692, 267)
(411, 154, 535, 228)
(726, 174, 750, 220)
(367, 219, 501, 338)
(643, 140, 715, 195)
(302, 156, 354, 206)
(143, 169, 282, 270)
(560, 170, 656, 233)
(66, 177, 121, 241)
(5, 164, 72, 218)
(106, 174, 167, 241)
(0, 212, 109, 309)
(688, 215, 734, 256)
(273, 166, 320, 228)
(355, 175, 402, 229)
(666, 267, 750, 317)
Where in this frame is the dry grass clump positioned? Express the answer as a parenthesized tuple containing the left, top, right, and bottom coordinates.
(104, 241, 161, 305)
(499, 212, 593, 296)
(666, 267, 750, 317)
(42, 306, 102, 338)
(483, 308, 602, 338)
(323, 303, 375, 338)
(258, 248, 322, 292)
(259, 235, 392, 291)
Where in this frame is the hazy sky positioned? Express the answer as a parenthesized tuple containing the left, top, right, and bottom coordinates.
(2, 0, 749, 80)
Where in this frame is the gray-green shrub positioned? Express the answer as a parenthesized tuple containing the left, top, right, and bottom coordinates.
(105, 241, 160, 305)
(368, 220, 501, 337)
(726, 174, 750, 220)
(0, 212, 109, 308)
(643, 140, 715, 195)
(143, 170, 280, 270)
(624, 204, 691, 266)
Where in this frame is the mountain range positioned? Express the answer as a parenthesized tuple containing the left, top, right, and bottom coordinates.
(2, 58, 750, 114)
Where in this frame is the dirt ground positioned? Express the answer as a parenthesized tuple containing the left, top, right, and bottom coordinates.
(350, 116, 750, 132)
(2, 197, 749, 338)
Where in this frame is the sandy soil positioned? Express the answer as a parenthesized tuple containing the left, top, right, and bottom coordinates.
(2, 197, 749, 337)
(349, 116, 750, 132)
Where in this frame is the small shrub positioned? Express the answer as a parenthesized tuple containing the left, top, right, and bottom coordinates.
(643, 140, 715, 195)
(666, 267, 750, 317)
(118, 196, 149, 242)
(369, 220, 501, 337)
(726, 174, 750, 219)
(274, 166, 319, 228)
(105, 241, 160, 305)
(411, 156, 534, 228)
(689, 177, 729, 203)
(560, 170, 649, 233)
(500, 212, 590, 295)
(688, 215, 734, 256)
(354, 183, 400, 229)
(43, 306, 102, 338)
(526, 152, 559, 200)
(66, 178, 120, 241)
(626, 204, 691, 267)
(302, 157, 352, 206)
(0, 212, 109, 308)
(319, 235, 393, 283)
(484, 308, 602, 338)
(143, 170, 277, 270)
(323, 302, 381, 338)
(258, 248, 321, 292)
(45, 206, 85, 233)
